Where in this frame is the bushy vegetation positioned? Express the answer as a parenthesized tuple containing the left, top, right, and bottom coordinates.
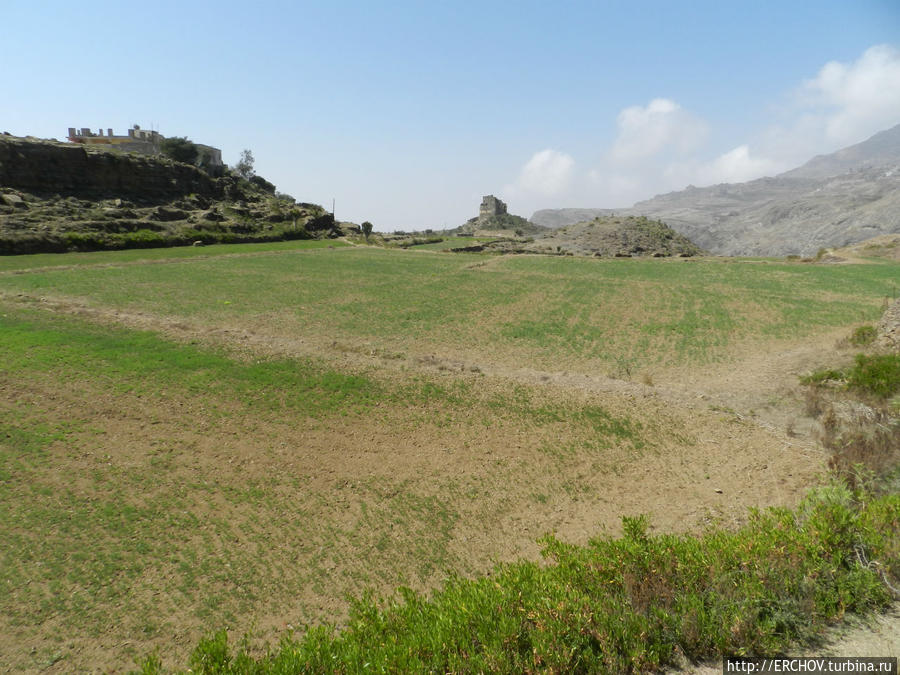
(0, 223, 316, 254)
(140, 483, 900, 674)
(386, 234, 445, 248)
(847, 353, 900, 398)
(848, 324, 877, 347)
(803, 353, 900, 399)
(801, 324, 900, 490)
(160, 136, 199, 165)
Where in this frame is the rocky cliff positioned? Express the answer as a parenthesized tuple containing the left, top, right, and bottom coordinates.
(0, 135, 339, 254)
(0, 135, 224, 200)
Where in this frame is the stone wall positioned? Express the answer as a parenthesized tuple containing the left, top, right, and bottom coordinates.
(0, 136, 224, 200)
(878, 297, 900, 350)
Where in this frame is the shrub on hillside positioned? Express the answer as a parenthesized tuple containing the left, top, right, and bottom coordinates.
(848, 325, 877, 347)
(160, 137, 199, 165)
(848, 353, 900, 398)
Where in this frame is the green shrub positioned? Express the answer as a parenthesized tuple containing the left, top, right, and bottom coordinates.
(847, 353, 900, 398)
(62, 230, 110, 251)
(120, 229, 168, 249)
(800, 368, 845, 385)
(848, 325, 877, 347)
(160, 136, 199, 165)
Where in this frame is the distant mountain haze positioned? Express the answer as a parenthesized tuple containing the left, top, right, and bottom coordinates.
(531, 123, 900, 256)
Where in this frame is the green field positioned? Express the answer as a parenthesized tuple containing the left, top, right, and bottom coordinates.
(1, 246, 894, 376)
(1, 244, 897, 671)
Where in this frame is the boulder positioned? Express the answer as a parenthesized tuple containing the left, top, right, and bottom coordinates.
(0, 192, 27, 208)
(151, 206, 188, 222)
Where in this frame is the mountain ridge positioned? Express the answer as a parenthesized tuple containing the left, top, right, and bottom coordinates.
(531, 123, 900, 256)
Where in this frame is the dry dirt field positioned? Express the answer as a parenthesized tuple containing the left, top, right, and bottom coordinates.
(0, 242, 896, 671)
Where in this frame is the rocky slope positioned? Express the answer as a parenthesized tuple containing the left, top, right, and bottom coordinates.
(782, 124, 900, 179)
(534, 215, 703, 257)
(0, 135, 340, 253)
(453, 215, 702, 258)
(0, 135, 223, 199)
(455, 213, 547, 236)
(624, 166, 900, 256)
(531, 123, 900, 257)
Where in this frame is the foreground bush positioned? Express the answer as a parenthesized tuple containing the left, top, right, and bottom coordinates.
(848, 353, 900, 398)
(140, 483, 900, 674)
(803, 353, 900, 400)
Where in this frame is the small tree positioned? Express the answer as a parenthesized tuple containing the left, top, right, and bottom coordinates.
(234, 149, 255, 180)
(361, 221, 373, 241)
(160, 136, 199, 165)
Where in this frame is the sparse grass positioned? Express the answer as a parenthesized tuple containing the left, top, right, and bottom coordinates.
(2, 249, 896, 374)
(143, 482, 900, 674)
(0, 305, 658, 670)
(1, 246, 898, 670)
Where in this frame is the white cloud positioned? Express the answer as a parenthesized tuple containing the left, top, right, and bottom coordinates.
(695, 145, 782, 185)
(503, 44, 900, 218)
(802, 44, 900, 146)
(511, 149, 575, 197)
(611, 98, 707, 162)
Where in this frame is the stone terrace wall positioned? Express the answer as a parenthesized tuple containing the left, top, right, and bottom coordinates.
(0, 136, 224, 201)
(878, 297, 900, 350)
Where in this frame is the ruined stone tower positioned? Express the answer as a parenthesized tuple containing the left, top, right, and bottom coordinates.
(479, 195, 507, 220)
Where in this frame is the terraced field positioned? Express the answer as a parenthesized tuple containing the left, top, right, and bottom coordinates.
(1, 241, 896, 671)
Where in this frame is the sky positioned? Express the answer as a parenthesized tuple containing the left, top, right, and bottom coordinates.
(3, 0, 900, 230)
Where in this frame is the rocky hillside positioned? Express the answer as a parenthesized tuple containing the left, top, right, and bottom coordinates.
(455, 215, 702, 258)
(531, 123, 900, 257)
(0, 135, 221, 199)
(530, 215, 702, 257)
(0, 135, 341, 254)
(624, 166, 900, 257)
(782, 124, 900, 179)
(455, 212, 547, 236)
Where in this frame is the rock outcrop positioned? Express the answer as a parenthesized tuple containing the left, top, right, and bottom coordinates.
(0, 136, 224, 200)
(0, 135, 337, 254)
(521, 215, 702, 258)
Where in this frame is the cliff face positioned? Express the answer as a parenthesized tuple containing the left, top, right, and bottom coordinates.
(0, 135, 339, 255)
(0, 136, 223, 200)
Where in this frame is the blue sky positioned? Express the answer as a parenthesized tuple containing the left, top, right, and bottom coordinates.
(3, 0, 899, 230)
